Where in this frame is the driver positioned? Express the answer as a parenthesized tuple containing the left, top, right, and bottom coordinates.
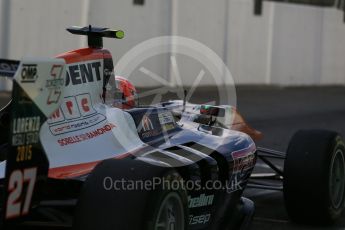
(106, 76, 138, 109)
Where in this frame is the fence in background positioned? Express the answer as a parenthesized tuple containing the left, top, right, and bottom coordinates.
(0, 0, 345, 89)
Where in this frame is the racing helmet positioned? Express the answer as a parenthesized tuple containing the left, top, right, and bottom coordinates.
(111, 76, 138, 109)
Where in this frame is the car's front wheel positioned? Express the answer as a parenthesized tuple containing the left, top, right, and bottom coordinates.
(284, 130, 345, 224)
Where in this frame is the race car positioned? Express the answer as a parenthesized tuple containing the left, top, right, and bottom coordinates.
(0, 26, 343, 230)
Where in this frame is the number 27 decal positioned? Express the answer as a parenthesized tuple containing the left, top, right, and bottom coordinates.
(6, 168, 37, 219)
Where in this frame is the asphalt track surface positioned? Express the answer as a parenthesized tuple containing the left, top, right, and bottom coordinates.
(235, 86, 345, 230)
(1, 86, 345, 229)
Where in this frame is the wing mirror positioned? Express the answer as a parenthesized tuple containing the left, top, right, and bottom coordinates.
(200, 105, 225, 117)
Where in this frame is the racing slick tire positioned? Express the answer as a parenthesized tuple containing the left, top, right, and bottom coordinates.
(73, 158, 188, 230)
(284, 130, 345, 224)
(146, 171, 188, 230)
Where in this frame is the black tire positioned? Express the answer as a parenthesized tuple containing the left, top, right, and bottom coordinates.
(146, 171, 189, 230)
(73, 158, 188, 230)
(284, 130, 345, 224)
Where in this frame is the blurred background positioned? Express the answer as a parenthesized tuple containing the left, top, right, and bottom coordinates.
(0, 0, 345, 88)
(1, 0, 345, 229)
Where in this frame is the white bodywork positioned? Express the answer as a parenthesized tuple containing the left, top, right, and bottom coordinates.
(0, 58, 145, 179)
(40, 58, 145, 169)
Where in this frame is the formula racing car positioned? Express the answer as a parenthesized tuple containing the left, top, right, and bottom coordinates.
(0, 26, 344, 230)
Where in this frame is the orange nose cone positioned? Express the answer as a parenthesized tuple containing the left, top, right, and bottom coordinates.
(231, 123, 263, 141)
(231, 108, 263, 141)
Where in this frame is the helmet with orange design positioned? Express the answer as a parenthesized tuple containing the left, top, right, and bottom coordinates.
(110, 76, 138, 109)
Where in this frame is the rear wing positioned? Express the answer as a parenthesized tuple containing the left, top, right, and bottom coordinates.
(0, 58, 65, 226)
(0, 59, 19, 78)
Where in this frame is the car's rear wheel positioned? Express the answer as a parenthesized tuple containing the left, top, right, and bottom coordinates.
(284, 130, 345, 224)
(74, 159, 188, 230)
(152, 191, 185, 230)
(146, 171, 188, 230)
(154, 192, 185, 230)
